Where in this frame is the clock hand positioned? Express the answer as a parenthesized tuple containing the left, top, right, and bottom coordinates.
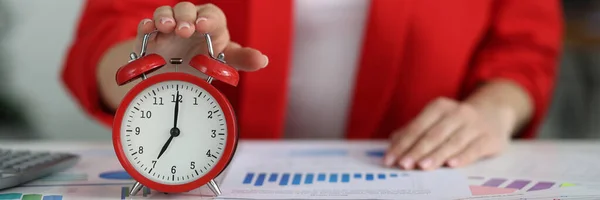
(173, 90, 180, 128)
(158, 90, 181, 160)
(157, 128, 181, 159)
(157, 135, 173, 159)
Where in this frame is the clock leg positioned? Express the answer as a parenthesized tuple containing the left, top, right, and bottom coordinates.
(207, 179, 222, 196)
(129, 181, 144, 196)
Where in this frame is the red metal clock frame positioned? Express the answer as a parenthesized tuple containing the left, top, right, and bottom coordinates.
(112, 72, 238, 193)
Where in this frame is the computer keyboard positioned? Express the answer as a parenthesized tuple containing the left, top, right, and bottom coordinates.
(0, 148, 79, 190)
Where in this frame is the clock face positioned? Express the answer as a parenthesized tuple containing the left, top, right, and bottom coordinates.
(119, 80, 228, 185)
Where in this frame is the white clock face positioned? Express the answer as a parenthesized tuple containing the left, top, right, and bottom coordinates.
(119, 80, 229, 185)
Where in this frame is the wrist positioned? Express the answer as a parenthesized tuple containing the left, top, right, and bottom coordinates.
(464, 97, 517, 137)
(463, 79, 531, 137)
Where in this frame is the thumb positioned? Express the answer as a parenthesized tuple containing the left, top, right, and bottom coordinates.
(221, 42, 269, 71)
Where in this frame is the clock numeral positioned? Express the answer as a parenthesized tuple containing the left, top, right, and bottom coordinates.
(171, 166, 177, 174)
(152, 160, 157, 168)
(153, 97, 164, 105)
(190, 161, 195, 169)
(211, 130, 216, 138)
(193, 97, 198, 105)
(206, 149, 217, 159)
(141, 110, 152, 119)
(138, 146, 144, 154)
(208, 111, 213, 119)
(135, 127, 140, 135)
(171, 94, 183, 103)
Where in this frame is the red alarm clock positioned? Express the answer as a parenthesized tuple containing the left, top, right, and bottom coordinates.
(112, 30, 238, 197)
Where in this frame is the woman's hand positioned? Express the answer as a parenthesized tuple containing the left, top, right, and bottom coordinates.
(383, 97, 512, 170)
(98, 2, 269, 111)
(137, 2, 268, 72)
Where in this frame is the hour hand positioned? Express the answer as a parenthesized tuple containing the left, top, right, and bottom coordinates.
(157, 127, 181, 159)
(157, 135, 173, 160)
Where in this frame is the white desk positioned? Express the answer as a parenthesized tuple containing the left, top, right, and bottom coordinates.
(0, 139, 598, 199)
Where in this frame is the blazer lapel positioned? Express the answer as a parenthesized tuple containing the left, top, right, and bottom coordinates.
(346, 0, 415, 139)
(235, 0, 293, 139)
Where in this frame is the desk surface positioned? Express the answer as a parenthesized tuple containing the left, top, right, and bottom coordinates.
(0, 139, 599, 199)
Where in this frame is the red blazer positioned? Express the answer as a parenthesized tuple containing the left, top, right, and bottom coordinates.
(61, 0, 562, 139)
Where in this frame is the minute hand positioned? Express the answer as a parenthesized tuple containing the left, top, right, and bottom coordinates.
(173, 90, 180, 128)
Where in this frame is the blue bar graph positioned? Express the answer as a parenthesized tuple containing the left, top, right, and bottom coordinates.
(317, 173, 326, 181)
(268, 173, 278, 182)
(241, 172, 401, 187)
(292, 173, 302, 185)
(255, 173, 266, 186)
(305, 173, 314, 184)
(243, 173, 254, 184)
(43, 195, 64, 200)
(329, 174, 338, 183)
(342, 174, 350, 183)
(279, 173, 290, 186)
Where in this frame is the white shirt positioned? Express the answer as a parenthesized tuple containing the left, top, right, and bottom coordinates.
(284, 0, 371, 139)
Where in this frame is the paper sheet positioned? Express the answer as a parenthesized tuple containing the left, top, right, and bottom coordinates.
(461, 141, 600, 182)
(217, 141, 472, 199)
(3, 140, 600, 200)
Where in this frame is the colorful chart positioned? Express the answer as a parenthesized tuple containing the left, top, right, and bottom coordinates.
(241, 172, 408, 187)
(99, 171, 133, 180)
(0, 193, 62, 200)
(286, 149, 386, 158)
(365, 150, 385, 157)
(120, 186, 151, 200)
(468, 176, 576, 193)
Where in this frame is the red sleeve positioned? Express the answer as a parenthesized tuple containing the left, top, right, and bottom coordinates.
(61, 0, 178, 128)
(464, 0, 563, 139)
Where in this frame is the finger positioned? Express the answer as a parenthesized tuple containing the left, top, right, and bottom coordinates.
(134, 19, 156, 51)
(417, 125, 478, 170)
(401, 114, 465, 170)
(153, 6, 176, 33)
(407, 104, 478, 170)
(384, 98, 457, 169)
(222, 42, 269, 71)
(136, 18, 155, 39)
(173, 2, 197, 38)
(446, 135, 498, 168)
(195, 4, 227, 36)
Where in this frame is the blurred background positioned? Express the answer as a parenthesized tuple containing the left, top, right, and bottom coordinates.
(0, 0, 598, 141)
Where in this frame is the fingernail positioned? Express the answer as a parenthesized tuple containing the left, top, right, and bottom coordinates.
(400, 158, 413, 169)
(196, 17, 208, 24)
(142, 19, 152, 25)
(383, 156, 395, 167)
(419, 159, 433, 169)
(178, 22, 191, 30)
(160, 17, 174, 25)
(448, 158, 459, 167)
(262, 55, 269, 68)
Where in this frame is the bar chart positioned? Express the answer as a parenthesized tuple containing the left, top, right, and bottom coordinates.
(99, 171, 133, 180)
(120, 186, 151, 199)
(218, 142, 473, 199)
(0, 193, 63, 200)
(242, 172, 406, 187)
(468, 176, 576, 192)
